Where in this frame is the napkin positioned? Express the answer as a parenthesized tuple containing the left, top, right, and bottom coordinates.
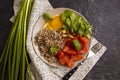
(12, 0, 107, 80)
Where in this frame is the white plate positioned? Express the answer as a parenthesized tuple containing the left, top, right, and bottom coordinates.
(32, 8, 91, 67)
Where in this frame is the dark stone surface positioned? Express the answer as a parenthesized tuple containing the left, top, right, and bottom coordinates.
(0, 0, 14, 54)
(0, 0, 120, 80)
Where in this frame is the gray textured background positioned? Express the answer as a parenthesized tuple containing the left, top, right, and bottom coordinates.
(0, 0, 120, 80)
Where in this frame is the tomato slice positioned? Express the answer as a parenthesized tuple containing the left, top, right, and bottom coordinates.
(58, 54, 70, 65)
(59, 58, 66, 65)
(71, 54, 83, 61)
(62, 45, 77, 55)
(78, 36, 89, 46)
(57, 51, 64, 59)
(65, 38, 72, 46)
(80, 46, 87, 54)
(77, 36, 89, 54)
(62, 54, 70, 63)
(67, 49, 77, 55)
(62, 45, 70, 52)
(66, 59, 74, 68)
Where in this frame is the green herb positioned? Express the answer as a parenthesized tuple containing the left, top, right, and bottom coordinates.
(72, 40, 82, 51)
(49, 45, 58, 56)
(0, 0, 34, 80)
(43, 13, 53, 20)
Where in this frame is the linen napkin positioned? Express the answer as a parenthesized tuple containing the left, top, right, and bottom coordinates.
(12, 0, 107, 80)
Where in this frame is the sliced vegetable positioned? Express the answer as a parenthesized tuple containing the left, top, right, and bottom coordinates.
(59, 58, 66, 65)
(80, 46, 87, 54)
(65, 38, 73, 46)
(60, 14, 66, 23)
(58, 53, 69, 65)
(84, 28, 91, 39)
(60, 10, 92, 39)
(66, 59, 74, 68)
(62, 45, 70, 53)
(67, 49, 77, 55)
(70, 13, 76, 23)
(43, 13, 53, 20)
(86, 33, 91, 39)
(71, 54, 83, 61)
(66, 18, 71, 27)
(62, 54, 70, 63)
(78, 36, 89, 46)
(62, 45, 76, 55)
(57, 51, 64, 59)
(78, 36, 89, 54)
(49, 44, 58, 56)
(60, 10, 73, 24)
(71, 16, 81, 29)
(64, 10, 73, 16)
(78, 29, 84, 36)
(72, 40, 82, 51)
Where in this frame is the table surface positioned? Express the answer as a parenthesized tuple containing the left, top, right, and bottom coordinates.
(0, 0, 120, 80)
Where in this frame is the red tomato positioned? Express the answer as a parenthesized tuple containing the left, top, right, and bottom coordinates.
(66, 59, 74, 68)
(77, 35, 89, 54)
(62, 45, 77, 55)
(78, 36, 89, 46)
(59, 58, 66, 65)
(71, 54, 83, 61)
(65, 38, 72, 46)
(80, 46, 87, 54)
(57, 51, 64, 59)
(62, 54, 70, 63)
(67, 49, 77, 55)
(62, 45, 70, 52)
(58, 54, 70, 65)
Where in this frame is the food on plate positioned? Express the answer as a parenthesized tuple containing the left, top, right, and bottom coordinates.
(57, 35, 88, 68)
(34, 9, 92, 68)
(72, 39, 82, 51)
(34, 29, 65, 63)
(43, 13, 53, 20)
(44, 15, 64, 30)
(60, 10, 92, 39)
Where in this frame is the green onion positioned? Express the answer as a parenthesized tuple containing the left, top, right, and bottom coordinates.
(72, 40, 82, 51)
(0, 0, 34, 80)
(49, 44, 58, 56)
(43, 13, 53, 20)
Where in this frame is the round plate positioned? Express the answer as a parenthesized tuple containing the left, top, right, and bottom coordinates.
(32, 8, 91, 67)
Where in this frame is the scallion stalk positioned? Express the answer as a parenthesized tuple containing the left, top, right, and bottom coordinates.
(0, 0, 34, 80)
